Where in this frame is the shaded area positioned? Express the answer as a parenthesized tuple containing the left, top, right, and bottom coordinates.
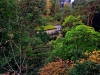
(92, 13, 100, 32)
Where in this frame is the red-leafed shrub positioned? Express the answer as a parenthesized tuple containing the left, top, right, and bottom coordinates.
(39, 58, 74, 75)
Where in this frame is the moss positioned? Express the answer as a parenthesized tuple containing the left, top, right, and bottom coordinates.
(36, 25, 55, 30)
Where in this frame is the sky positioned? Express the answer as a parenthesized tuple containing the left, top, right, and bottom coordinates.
(71, 0, 74, 3)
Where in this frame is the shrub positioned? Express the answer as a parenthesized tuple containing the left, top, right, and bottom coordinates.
(68, 61, 100, 75)
(39, 50, 100, 75)
(68, 50, 100, 75)
(39, 58, 74, 75)
(78, 50, 100, 64)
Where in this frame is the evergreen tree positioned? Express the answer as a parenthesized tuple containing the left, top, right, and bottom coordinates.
(0, 0, 51, 74)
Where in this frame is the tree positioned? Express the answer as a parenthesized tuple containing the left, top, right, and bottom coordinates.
(54, 1, 60, 14)
(0, 0, 23, 74)
(72, 0, 98, 26)
(61, 2, 73, 23)
(45, 0, 52, 16)
(40, 50, 100, 75)
(47, 25, 100, 61)
(49, 0, 60, 16)
(19, 0, 47, 28)
(0, 0, 51, 74)
(62, 15, 83, 36)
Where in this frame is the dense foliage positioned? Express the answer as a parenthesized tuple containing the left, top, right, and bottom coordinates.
(39, 50, 100, 75)
(69, 61, 100, 75)
(0, 0, 100, 75)
(69, 50, 100, 75)
(39, 59, 74, 75)
(47, 25, 100, 61)
(0, 0, 52, 74)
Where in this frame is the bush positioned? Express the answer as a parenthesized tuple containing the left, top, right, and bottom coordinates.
(39, 58, 74, 75)
(68, 61, 100, 75)
(39, 50, 100, 75)
(68, 50, 100, 75)
(79, 50, 100, 64)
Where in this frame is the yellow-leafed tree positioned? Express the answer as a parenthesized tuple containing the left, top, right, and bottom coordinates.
(46, 0, 52, 16)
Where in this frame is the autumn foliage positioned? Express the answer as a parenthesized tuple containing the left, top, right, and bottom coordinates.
(39, 50, 100, 75)
(39, 58, 74, 75)
(78, 50, 100, 64)
(68, 50, 100, 75)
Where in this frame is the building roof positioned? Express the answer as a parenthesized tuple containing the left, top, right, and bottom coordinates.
(54, 25, 62, 28)
(35, 25, 55, 30)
